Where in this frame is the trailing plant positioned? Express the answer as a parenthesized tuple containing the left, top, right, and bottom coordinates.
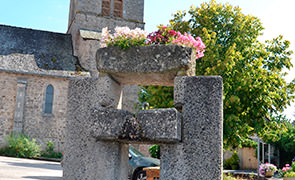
(101, 26, 148, 49)
(147, 26, 205, 59)
(0, 134, 41, 158)
(101, 26, 206, 60)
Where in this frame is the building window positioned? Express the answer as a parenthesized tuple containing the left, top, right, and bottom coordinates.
(44, 85, 54, 114)
(102, 0, 111, 16)
(113, 0, 123, 18)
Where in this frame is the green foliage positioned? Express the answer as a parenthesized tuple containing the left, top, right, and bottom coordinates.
(285, 171, 295, 177)
(224, 152, 240, 170)
(108, 38, 146, 50)
(0, 134, 41, 158)
(149, 144, 160, 159)
(41, 141, 63, 159)
(139, 87, 174, 109)
(267, 118, 295, 154)
(223, 175, 237, 180)
(223, 174, 250, 180)
(140, 0, 295, 149)
(41, 152, 63, 159)
(45, 141, 54, 153)
(101, 27, 148, 50)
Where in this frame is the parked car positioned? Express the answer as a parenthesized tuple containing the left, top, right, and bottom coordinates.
(129, 145, 160, 180)
(61, 145, 159, 180)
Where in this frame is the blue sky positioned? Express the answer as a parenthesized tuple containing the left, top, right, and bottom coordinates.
(0, 0, 294, 120)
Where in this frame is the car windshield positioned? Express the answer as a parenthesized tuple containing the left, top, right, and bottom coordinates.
(129, 145, 144, 157)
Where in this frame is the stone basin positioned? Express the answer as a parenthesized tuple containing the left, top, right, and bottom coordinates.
(96, 45, 195, 86)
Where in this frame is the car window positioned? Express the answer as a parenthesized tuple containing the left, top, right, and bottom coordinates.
(129, 145, 144, 157)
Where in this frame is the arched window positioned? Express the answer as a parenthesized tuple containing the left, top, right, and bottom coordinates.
(102, 0, 111, 16)
(44, 85, 54, 114)
(113, 0, 123, 18)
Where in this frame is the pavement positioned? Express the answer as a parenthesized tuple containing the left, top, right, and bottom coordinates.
(224, 170, 283, 180)
(0, 156, 62, 180)
(0, 156, 284, 180)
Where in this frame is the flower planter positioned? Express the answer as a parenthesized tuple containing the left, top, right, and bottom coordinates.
(96, 45, 195, 86)
(265, 171, 274, 178)
(284, 177, 295, 180)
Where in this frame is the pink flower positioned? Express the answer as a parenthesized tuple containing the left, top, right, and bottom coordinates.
(286, 164, 290, 167)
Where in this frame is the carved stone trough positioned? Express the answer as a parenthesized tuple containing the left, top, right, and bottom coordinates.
(96, 45, 196, 86)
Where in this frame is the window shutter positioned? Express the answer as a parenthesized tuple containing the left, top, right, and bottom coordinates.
(113, 0, 123, 18)
(102, 0, 111, 16)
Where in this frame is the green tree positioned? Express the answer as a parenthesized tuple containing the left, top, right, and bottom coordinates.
(140, 0, 295, 148)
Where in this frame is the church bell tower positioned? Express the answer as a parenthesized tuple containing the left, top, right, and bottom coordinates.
(67, 0, 145, 76)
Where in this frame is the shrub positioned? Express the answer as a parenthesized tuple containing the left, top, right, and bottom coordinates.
(0, 134, 41, 158)
(224, 152, 240, 170)
(278, 161, 295, 178)
(149, 144, 160, 159)
(45, 141, 54, 153)
(285, 171, 295, 177)
(41, 141, 63, 159)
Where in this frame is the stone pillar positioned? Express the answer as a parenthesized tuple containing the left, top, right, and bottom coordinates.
(63, 76, 128, 180)
(13, 78, 27, 134)
(160, 76, 223, 180)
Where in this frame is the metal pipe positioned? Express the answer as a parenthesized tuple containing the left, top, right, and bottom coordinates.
(257, 137, 260, 180)
(268, 144, 271, 163)
(262, 143, 265, 164)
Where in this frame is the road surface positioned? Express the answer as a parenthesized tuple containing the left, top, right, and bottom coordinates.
(0, 156, 62, 180)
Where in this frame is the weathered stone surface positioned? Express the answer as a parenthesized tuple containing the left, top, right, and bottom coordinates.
(79, 29, 102, 40)
(68, 0, 144, 31)
(137, 108, 181, 143)
(89, 108, 134, 140)
(160, 76, 223, 180)
(63, 76, 126, 180)
(122, 85, 141, 114)
(96, 45, 196, 86)
(89, 108, 181, 144)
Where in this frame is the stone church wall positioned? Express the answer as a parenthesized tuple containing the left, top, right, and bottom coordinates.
(0, 71, 69, 152)
(0, 24, 83, 152)
(0, 72, 17, 146)
(22, 74, 69, 152)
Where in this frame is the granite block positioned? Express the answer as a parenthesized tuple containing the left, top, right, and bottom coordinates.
(161, 76, 223, 180)
(137, 108, 181, 143)
(63, 76, 127, 180)
(89, 107, 134, 140)
(96, 45, 195, 86)
(90, 108, 181, 144)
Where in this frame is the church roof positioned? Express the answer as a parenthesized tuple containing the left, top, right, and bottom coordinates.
(0, 24, 89, 78)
